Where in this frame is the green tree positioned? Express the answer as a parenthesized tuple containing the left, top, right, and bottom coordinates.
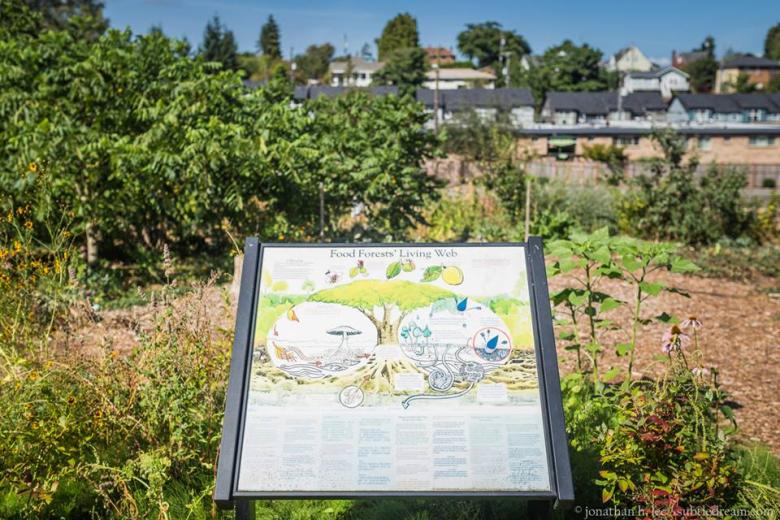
(306, 91, 443, 241)
(294, 43, 335, 83)
(25, 0, 108, 39)
(198, 15, 239, 70)
(764, 22, 780, 61)
(259, 14, 281, 59)
(310, 280, 453, 343)
(456, 21, 531, 83)
(375, 12, 419, 61)
(372, 47, 427, 94)
(515, 40, 608, 107)
(687, 57, 718, 92)
(733, 72, 758, 93)
(685, 37, 718, 93)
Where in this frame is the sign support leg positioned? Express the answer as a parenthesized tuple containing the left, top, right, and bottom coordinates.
(527, 499, 552, 520)
(235, 500, 254, 520)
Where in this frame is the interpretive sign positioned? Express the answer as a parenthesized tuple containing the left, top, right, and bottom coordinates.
(215, 240, 573, 512)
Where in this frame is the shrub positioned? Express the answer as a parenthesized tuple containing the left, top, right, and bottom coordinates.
(549, 230, 743, 511)
(618, 130, 756, 245)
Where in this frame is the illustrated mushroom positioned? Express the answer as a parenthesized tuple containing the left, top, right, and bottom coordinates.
(326, 325, 362, 359)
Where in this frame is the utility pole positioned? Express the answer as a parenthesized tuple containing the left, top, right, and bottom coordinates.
(289, 46, 295, 85)
(499, 36, 511, 86)
(433, 63, 440, 132)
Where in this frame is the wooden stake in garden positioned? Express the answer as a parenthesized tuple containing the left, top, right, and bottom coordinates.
(524, 176, 532, 242)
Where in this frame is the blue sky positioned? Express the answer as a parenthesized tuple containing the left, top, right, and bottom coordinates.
(105, 0, 778, 63)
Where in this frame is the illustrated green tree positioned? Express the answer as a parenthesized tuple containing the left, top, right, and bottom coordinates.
(764, 22, 780, 61)
(198, 15, 239, 71)
(515, 40, 608, 106)
(456, 21, 531, 84)
(310, 280, 454, 344)
(259, 14, 281, 59)
(372, 47, 427, 94)
(375, 12, 419, 61)
(294, 43, 335, 83)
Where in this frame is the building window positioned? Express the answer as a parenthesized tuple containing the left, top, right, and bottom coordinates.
(614, 136, 639, 146)
(698, 136, 711, 151)
(749, 136, 776, 147)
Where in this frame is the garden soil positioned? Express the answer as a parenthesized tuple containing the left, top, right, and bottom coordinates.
(58, 271, 780, 453)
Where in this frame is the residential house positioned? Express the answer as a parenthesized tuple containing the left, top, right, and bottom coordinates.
(423, 68, 496, 90)
(424, 47, 455, 65)
(329, 58, 384, 87)
(606, 45, 654, 73)
(542, 91, 667, 124)
(622, 67, 689, 99)
(416, 88, 534, 128)
(671, 50, 708, 69)
(667, 92, 780, 123)
(715, 54, 780, 93)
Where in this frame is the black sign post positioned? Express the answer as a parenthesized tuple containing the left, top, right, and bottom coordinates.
(214, 239, 573, 519)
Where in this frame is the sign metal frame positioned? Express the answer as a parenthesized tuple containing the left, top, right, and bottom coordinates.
(214, 238, 573, 512)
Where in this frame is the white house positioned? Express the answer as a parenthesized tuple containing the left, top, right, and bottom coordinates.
(423, 68, 496, 90)
(622, 67, 689, 99)
(329, 58, 384, 87)
(606, 45, 654, 73)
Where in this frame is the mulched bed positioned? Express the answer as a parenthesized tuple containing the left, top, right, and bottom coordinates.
(549, 271, 780, 453)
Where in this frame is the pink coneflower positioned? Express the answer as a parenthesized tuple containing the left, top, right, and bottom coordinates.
(661, 325, 691, 354)
(681, 316, 702, 330)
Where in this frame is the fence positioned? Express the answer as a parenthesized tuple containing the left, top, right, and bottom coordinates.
(425, 157, 780, 193)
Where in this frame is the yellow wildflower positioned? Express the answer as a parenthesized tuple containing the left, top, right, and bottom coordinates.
(28, 162, 38, 173)
(24, 220, 33, 230)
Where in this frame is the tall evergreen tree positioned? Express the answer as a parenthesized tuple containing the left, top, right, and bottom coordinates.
(375, 13, 419, 61)
(259, 14, 281, 59)
(198, 15, 239, 71)
(765, 23, 780, 61)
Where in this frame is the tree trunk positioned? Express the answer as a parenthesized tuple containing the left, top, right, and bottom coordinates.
(85, 220, 98, 266)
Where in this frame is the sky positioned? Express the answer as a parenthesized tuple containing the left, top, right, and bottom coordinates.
(105, 0, 778, 64)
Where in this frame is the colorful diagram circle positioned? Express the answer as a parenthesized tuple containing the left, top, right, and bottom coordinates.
(471, 327, 512, 362)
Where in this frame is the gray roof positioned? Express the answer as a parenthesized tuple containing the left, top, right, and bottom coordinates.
(545, 91, 666, 116)
(415, 88, 534, 109)
(626, 66, 689, 80)
(721, 54, 780, 70)
(673, 93, 741, 113)
(674, 93, 780, 113)
(295, 85, 399, 100)
(518, 126, 780, 137)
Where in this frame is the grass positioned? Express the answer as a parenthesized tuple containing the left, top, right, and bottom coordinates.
(687, 242, 780, 280)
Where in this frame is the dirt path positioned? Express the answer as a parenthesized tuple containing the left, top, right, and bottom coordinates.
(60, 272, 780, 452)
(549, 272, 780, 452)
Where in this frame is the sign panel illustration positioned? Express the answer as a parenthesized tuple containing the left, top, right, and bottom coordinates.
(235, 245, 552, 493)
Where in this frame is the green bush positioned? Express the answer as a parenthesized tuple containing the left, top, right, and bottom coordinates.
(549, 230, 747, 510)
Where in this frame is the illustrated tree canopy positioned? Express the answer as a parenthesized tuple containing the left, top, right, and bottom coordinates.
(259, 14, 281, 59)
(310, 279, 454, 343)
(456, 21, 531, 83)
(199, 15, 239, 70)
(375, 12, 419, 61)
